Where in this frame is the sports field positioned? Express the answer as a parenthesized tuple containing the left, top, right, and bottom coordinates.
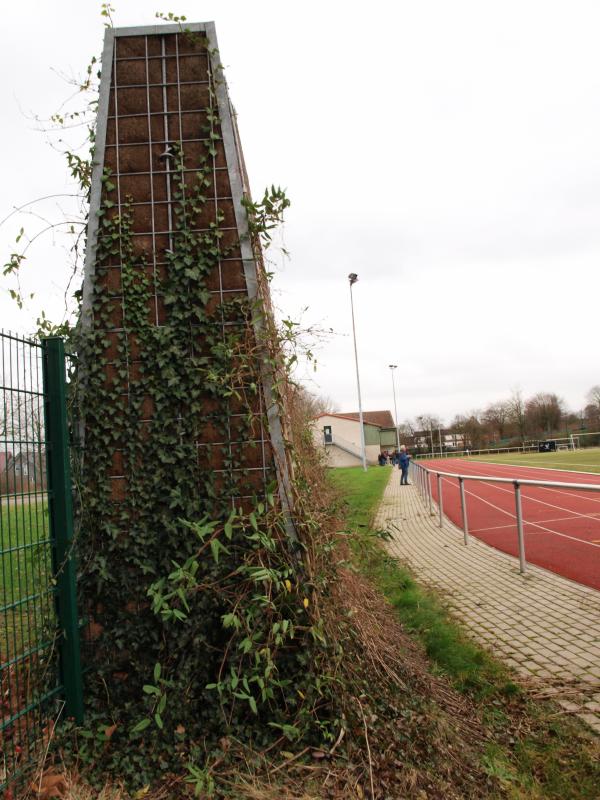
(420, 453, 600, 591)
(469, 447, 600, 474)
(0, 498, 53, 648)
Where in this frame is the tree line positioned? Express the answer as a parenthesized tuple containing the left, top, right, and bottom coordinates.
(400, 386, 600, 452)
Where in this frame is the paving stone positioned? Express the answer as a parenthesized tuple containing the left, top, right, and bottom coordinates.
(376, 469, 600, 735)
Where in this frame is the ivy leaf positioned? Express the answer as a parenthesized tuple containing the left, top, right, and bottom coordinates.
(210, 537, 229, 564)
(224, 511, 235, 540)
(131, 718, 151, 734)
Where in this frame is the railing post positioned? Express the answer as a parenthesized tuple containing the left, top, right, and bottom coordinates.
(42, 337, 84, 723)
(437, 474, 443, 528)
(428, 469, 433, 514)
(459, 476, 469, 545)
(513, 480, 527, 574)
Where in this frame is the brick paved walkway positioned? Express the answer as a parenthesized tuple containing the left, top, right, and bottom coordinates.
(375, 468, 600, 733)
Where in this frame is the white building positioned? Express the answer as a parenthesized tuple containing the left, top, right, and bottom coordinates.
(312, 411, 397, 467)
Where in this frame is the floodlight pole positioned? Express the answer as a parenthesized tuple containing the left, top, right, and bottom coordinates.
(348, 273, 367, 472)
(389, 365, 400, 452)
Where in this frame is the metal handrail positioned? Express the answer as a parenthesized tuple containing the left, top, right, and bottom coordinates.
(413, 465, 600, 492)
(325, 433, 376, 464)
(410, 460, 600, 574)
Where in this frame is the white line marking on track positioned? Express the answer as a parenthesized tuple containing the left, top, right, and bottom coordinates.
(438, 475, 600, 550)
(470, 512, 600, 534)
(440, 470, 600, 526)
(462, 458, 600, 478)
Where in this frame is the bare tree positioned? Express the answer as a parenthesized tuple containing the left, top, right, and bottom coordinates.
(586, 385, 600, 412)
(583, 402, 600, 431)
(508, 389, 527, 445)
(397, 420, 416, 449)
(289, 385, 339, 422)
(525, 393, 566, 436)
(414, 414, 443, 452)
(1, 375, 46, 494)
(451, 412, 485, 450)
(482, 401, 511, 441)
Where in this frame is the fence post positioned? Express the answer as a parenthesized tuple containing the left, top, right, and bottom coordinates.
(513, 481, 527, 574)
(459, 477, 469, 545)
(428, 470, 433, 514)
(42, 337, 84, 723)
(437, 474, 443, 527)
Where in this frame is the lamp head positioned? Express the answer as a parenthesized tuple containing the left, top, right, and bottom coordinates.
(348, 273, 358, 285)
(389, 364, 397, 369)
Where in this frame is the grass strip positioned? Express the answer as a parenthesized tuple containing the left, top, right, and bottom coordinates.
(329, 466, 510, 696)
(329, 465, 600, 799)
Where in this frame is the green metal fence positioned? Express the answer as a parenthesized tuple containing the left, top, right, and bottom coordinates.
(1, 331, 82, 792)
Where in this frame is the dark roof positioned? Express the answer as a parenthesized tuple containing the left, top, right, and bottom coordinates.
(314, 410, 395, 428)
(344, 410, 395, 428)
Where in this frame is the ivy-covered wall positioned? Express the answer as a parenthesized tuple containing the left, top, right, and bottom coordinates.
(75, 24, 313, 766)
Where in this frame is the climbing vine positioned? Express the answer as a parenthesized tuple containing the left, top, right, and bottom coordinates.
(69, 73, 342, 790)
(1, 9, 346, 793)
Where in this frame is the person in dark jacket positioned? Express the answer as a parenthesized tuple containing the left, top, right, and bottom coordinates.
(398, 445, 410, 485)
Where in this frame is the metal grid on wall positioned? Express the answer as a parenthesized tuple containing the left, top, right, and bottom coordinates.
(0, 331, 60, 790)
(90, 28, 276, 509)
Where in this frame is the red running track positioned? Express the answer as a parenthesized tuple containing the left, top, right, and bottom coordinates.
(420, 458, 600, 591)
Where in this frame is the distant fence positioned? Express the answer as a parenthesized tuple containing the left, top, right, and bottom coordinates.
(414, 444, 539, 460)
(414, 434, 600, 460)
(1, 332, 82, 792)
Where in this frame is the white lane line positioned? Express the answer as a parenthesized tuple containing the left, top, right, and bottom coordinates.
(437, 475, 600, 550)
(440, 460, 600, 511)
(535, 484, 600, 508)
(470, 458, 600, 476)
(459, 458, 600, 479)
(440, 469, 600, 525)
(471, 512, 600, 534)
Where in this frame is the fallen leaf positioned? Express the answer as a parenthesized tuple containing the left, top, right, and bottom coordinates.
(104, 723, 117, 739)
(30, 770, 67, 799)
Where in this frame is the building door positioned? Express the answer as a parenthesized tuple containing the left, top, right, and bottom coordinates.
(323, 425, 332, 444)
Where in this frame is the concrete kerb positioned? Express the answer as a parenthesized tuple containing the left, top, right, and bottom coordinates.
(375, 468, 600, 735)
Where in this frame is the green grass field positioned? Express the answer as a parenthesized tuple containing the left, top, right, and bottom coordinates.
(0, 498, 54, 651)
(468, 447, 600, 474)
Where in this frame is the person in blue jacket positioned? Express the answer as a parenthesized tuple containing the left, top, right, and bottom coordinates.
(398, 445, 410, 485)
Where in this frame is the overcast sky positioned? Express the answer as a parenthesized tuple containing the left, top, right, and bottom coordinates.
(1, 1, 599, 424)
